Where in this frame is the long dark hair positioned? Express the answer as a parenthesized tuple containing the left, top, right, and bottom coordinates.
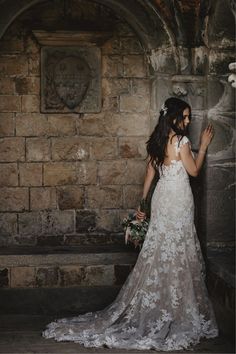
(146, 97, 191, 168)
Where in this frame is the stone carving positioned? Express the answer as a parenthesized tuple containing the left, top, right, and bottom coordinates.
(41, 47, 101, 113)
(228, 62, 236, 88)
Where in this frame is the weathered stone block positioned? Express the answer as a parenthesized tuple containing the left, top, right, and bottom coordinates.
(102, 37, 121, 55)
(18, 211, 42, 235)
(47, 115, 76, 136)
(19, 163, 42, 186)
(102, 95, 119, 112)
(120, 37, 143, 54)
(51, 137, 90, 161)
(57, 186, 84, 210)
(59, 266, 86, 287)
(119, 137, 147, 158)
(0, 78, 15, 94)
(123, 55, 147, 77)
(125, 160, 145, 184)
(0, 55, 28, 76)
(26, 138, 50, 161)
(188, 111, 204, 150)
(0, 95, 21, 112)
(35, 267, 58, 287)
(10, 267, 35, 288)
(79, 112, 150, 137)
(0, 163, 18, 186)
(85, 265, 115, 286)
(0, 268, 9, 287)
(208, 120, 234, 157)
(76, 161, 97, 185)
(0, 188, 29, 212)
(0, 137, 25, 162)
(16, 113, 48, 136)
(87, 186, 122, 209)
(0, 213, 17, 235)
(96, 209, 120, 231)
(21, 95, 40, 113)
(206, 165, 235, 191)
(102, 55, 123, 77)
(131, 79, 150, 96)
(206, 190, 235, 243)
(76, 210, 97, 232)
(15, 77, 40, 95)
(30, 187, 57, 210)
(98, 160, 127, 185)
(120, 94, 149, 113)
(28, 54, 40, 76)
(44, 162, 77, 186)
(41, 210, 75, 235)
(78, 112, 112, 136)
(112, 113, 150, 136)
(123, 185, 143, 208)
(102, 78, 131, 96)
(0, 113, 14, 136)
(148, 47, 176, 74)
(90, 137, 117, 160)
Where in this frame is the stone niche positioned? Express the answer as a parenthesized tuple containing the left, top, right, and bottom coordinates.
(34, 31, 111, 113)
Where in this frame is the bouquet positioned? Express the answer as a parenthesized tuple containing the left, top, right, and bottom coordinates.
(122, 199, 149, 249)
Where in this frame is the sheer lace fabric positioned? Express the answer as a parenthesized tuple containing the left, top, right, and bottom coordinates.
(43, 136, 218, 351)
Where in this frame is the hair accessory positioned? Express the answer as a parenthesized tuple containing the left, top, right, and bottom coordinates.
(161, 103, 168, 116)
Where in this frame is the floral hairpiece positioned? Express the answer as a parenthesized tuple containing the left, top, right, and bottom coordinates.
(161, 103, 168, 116)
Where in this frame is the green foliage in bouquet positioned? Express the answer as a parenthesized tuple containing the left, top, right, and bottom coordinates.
(122, 171, 159, 249)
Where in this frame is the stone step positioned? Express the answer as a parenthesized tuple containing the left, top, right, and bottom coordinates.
(0, 245, 139, 315)
(0, 245, 138, 289)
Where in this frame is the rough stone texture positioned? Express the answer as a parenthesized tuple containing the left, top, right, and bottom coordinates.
(10, 267, 35, 288)
(0, 188, 28, 212)
(44, 163, 77, 186)
(0, 55, 28, 76)
(30, 187, 57, 210)
(123, 185, 143, 209)
(87, 186, 122, 209)
(0, 78, 15, 94)
(35, 267, 59, 287)
(0, 163, 18, 186)
(18, 212, 42, 236)
(0, 95, 21, 112)
(15, 77, 40, 95)
(26, 138, 50, 162)
(16, 113, 48, 137)
(19, 163, 42, 186)
(90, 137, 118, 160)
(0, 113, 14, 136)
(119, 137, 147, 158)
(0, 268, 8, 287)
(0, 137, 25, 162)
(76, 210, 97, 232)
(21, 95, 40, 113)
(76, 161, 97, 185)
(51, 137, 90, 161)
(57, 186, 84, 210)
(41, 210, 75, 235)
(47, 115, 77, 136)
(0, 213, 17, 236)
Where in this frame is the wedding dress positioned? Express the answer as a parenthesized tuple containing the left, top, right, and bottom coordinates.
(43, 136, 219, 351)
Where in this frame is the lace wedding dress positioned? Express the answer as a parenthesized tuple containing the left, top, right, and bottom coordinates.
(43, 136, 219, 351)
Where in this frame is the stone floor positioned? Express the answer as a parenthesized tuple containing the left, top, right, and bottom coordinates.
(0, 315, 234, 354)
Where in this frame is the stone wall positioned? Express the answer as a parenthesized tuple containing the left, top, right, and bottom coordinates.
(0, 0, 151, 246)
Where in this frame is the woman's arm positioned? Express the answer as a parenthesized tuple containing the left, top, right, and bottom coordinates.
(180, 124, 214, 177)
(136, 159, 156, 219)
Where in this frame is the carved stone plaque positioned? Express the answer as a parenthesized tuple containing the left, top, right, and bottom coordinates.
(41, 47, 101, 113)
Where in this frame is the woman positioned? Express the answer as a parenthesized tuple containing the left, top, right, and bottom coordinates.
(43, 97, 218, 351)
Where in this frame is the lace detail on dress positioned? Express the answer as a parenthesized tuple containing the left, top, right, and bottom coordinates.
(174, 135, 190, 156)
(42, 136, 218, 351)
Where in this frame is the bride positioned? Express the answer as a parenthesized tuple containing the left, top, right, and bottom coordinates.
(43, 97, 219, 351)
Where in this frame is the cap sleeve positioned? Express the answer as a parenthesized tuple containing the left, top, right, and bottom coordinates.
(174, 136, 191, 156)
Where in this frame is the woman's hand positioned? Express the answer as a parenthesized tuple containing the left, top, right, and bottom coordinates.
(136, 206, 146, 221)
(200, 124, 214, 150)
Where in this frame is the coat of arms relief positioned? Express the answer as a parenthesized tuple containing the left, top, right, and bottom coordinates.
(41, 46, 101, 113)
